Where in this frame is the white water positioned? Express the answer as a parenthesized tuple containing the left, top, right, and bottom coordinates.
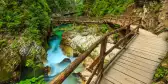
(44, 35, 80, 84)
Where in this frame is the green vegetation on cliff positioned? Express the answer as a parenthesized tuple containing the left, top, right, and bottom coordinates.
(83, 0, 134, 16)
(0, 0, 50, 44)
(0, 0, 50, 83)
(153, 54, 168, 83)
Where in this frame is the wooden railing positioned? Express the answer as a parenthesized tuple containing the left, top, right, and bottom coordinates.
(52, 16, 141, 27)
(50, 17, 142, 84)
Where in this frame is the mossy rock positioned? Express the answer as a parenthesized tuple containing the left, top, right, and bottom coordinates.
(60, 45, 74, 57)
(0, 33, 46, 83)
(0, 39, 7, 48)
(0, 47, 21, 82)
(0, 70, 12, 82)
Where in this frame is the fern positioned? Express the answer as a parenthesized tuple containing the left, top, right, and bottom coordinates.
(84, 0, 134, 16)
(18, 75, 46, 84)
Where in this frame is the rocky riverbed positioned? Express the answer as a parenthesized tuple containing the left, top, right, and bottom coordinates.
(60, 24, 121, 81)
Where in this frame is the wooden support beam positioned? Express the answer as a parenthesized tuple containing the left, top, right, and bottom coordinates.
(52, 16, 141, 26)
(87, 56, 100, 71)
(96, 37, 107, 84)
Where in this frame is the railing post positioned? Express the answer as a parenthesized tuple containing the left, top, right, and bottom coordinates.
(98, 37, 107, 71)
(137, 18, 142, 34)
(96, 37, 107, 84)
(86, 37, 107, 84)
(122, 25, 130, 46)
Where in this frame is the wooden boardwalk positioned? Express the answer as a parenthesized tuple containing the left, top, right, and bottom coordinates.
(50, 16, 168, 84)
(100, 29, 168, 84)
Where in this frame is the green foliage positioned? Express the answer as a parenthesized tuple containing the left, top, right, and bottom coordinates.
(113, 33, 120, 43)
(154, 66, 168, 79)
(84, 0, 134, 16)
(75, 0, 84, 16)
(25, 46, 42, 68)
(26, 59, 35, 68)
(23, 28, 42, 45)
(0, 0, 50, 40)
(18, 75, 46, 84)
(148, 1, 162, 13)
(100, 24, 109, 33)
(47, 0, 76, 13)
(113, 24, 121, 29)
(11, 39, 20, 49)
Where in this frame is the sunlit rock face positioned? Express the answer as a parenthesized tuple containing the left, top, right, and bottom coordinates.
(62, 24, 120, 59)
(133, 0, 168, 33)
(61, 24, 120, 80)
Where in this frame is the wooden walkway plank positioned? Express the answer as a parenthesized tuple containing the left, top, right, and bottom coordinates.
(138, 34, 165, 40)
(124, 52, 161, 62)
(129, 46, 167, 55)
(135, 38, 167, 46)
(135, 37, 166, 44)
(126, 49, 164, 59)
(121, 54, 159, 66)
(115, 62, 154, 79)
(130, 41, 167, 51)
(112, 64, 152, 82)
(102, 77, 122, 84)
(99, 29, 168, 84)
(120, 56, 157, 69)
(104, 68, 146, 84)
(131, 41, 167, 49)
(100, 78, 114, 84)
(126, 48, 165, 59)
(117, 58, 156, 73)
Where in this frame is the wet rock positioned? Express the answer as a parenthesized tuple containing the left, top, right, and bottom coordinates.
(60, 45, 74, 57)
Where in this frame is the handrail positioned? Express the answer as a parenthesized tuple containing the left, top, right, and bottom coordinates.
(50, 17, 142, 84)
(86, 26, 139, 84)
(52, 16, 141, 26)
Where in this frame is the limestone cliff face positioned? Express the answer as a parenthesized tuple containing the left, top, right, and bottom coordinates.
(0, 30, 46, 83)
(133, 0, 168, 34)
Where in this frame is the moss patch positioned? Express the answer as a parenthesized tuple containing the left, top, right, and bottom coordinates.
(153, 53, 168, 83)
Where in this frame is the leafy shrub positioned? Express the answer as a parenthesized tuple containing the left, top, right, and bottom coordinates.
(100, 24, 109, 33)
(154, 66, 168, 80)
(0, 0, 51, 36)
(47, 0, 76, 13)
(23, 28, 42, 45)
(18, 75, 46, 84)
(84, 0, 134, 16)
